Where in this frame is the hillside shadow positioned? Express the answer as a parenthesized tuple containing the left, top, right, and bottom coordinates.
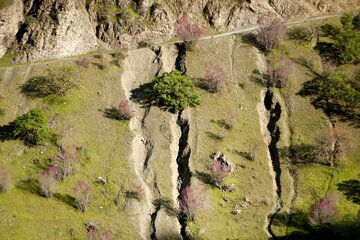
(337, 180, 360, 204)
(54, 193, 77, 209)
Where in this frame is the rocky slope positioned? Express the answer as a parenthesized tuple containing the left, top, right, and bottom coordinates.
(0, 0, 359, 63)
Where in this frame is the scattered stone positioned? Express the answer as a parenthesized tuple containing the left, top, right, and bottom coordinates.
(244, 197, 251, 204)
(223, 196, 231, 203)
(232, 209, 241, 215)
(198, 228, 206, 235)
(240, 203, 248, 208)
(220, 202, 226, 208)
(97, 177, 107, 185)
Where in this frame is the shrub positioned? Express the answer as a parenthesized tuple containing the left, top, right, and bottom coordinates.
(209, 158, 232, 186)
(75, 58, 91, 68)
(341, 12, 354, 31)
(353, 13, 360, 30)
(175, 15, 202, 49)
(86, 221, 113, 240)
(38, 170, 57, 198)
(287, 26, 314, 43)
(267, 56, 293, 88)
(179, 183, 205, 220)
(257, 18, 286, 51)
(0, 167, 11, 192)
(117, 99, 137, 120)
(51, 145, 80, 180)
(13, 108, 50, 145)
(22, 66, 77, 98)
(203, 64, 227, 93)
(74, 180, 91, 212)
(308, 193, 340, 225)
(152, 70, 200, 113)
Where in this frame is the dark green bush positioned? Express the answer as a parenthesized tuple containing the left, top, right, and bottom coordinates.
(13, 108, 51, 145)
(22, 66, 77, 98)
(287, 26, 313, 43)
(152, 70, 200, 113)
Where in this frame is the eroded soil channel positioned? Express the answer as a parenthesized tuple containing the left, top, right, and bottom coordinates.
(264, 89, 282, 238)
(176, 114, 192, 240)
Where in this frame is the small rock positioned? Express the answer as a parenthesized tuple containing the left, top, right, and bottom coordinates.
(232, 209, 241, 215)
(198, 228, 206, 235)
(241, 203, 248, 208)
(244, 197, 251, 203)
(97, 177, 107, 185)
(223, 196, 231, 203)
(220, 202, 226, 208)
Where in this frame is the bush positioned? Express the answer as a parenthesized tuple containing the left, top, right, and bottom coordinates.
(203, 64, 227, 93)
(0, 167, 11, 192)
(353, 13, 360, 30)
(209, 158, 232, 186)
(152, 70, 200, 113)
(38, 170, 57, 198)
(75, 58, 91, 68)
(175, 15, 202, 49)
(257, 18, 286, 51)
(179, 183, 205, 220)
(308, 193, 340, 225)
(13, 108, 50, 145)
(341, 12, 354, 31)
(74, 180, 91, 212)
(287, 26, 314, 43)
(117, 99, 137, 120)
(22, 66, 77, 98)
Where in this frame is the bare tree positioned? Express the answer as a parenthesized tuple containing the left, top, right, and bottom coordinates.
(175, 15, 202, 48)
(74, 180, 92, 212)
(38, 170, 57, 198)
(0, 167, 11, 192)
(117, 99, 137, 120)
(52, 145, 80, 180)
(308, 192, 339, 225)
(179, 183, 205, 220)
(203, 64, 227, 93)
(257, 18, 286, 51)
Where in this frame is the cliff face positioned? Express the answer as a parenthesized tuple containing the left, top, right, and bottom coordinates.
(0, 0, 359, 63)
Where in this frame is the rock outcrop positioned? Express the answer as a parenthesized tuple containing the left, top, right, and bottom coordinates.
(0, 0, 358, 63)
(14, 0, 98, 62)
(0, 0, 24, 58)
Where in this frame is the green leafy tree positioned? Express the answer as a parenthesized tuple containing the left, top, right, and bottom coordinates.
(13, 108, 51, 145)
(341, 12, 354, 31)
(335, 31, 360, 64)
(152, 71, 200, 113)
(353, 13, 360, 30)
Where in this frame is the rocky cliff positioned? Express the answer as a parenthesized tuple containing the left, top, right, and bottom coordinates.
(0, 0, 358, 63)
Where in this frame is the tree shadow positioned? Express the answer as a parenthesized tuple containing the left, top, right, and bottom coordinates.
(193, 77, 211, 92)
(153, 198, 178, 217)
(279, 144, 329, 166)
(314, 42, 338, 64)
(233, 150, 253, 161)
(130, 82, 158, 109)
(194, 171, 218, 189)
(274, 210, 360, 240)
(292, 57, 321, 77)
(101, 107, 122, 120)
(0, 122, 15, 142)
(249, 69, 266, 87)
(241, 33, 261, 50)
(298, 77, 360, 127)
(20, 76, 50, 98)
(211, 119, 232, 130)
(205, 131, 224, 141)
(337, 180, 360, 204)
(53, 193, 77, 209)
(17, 178, 41, 196)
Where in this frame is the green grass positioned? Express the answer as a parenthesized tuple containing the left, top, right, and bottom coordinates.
(185, 35, 274, 239)
(0, 59, 139, 239)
